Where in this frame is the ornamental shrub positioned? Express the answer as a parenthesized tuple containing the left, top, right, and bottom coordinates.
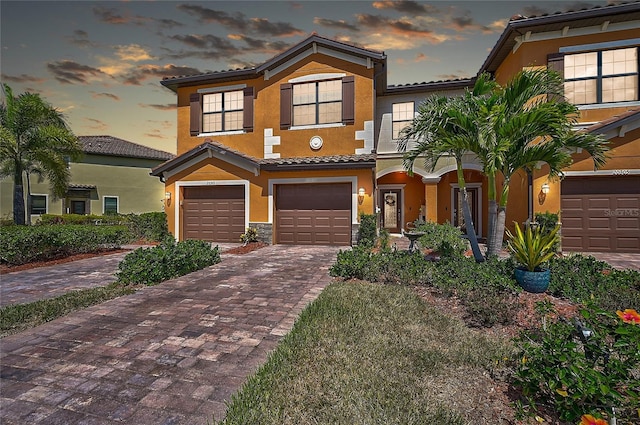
(412, 220, 468, 258)
(357, 213, 377, 247)
(116, 237, 220, 286)
(514, 304, 640, 423)
(126, 212, 169, 242)
(39, 213, 125, 225)
(549, 254, 640, 311)
(0, 225, 131, 265)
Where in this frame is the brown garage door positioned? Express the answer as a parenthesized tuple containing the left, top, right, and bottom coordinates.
(561, 176, 640, 253)
(276, 183, 351, 246)
(182, 186, 245, 242)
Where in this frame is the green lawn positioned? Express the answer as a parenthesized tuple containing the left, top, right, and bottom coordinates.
(218, 281, 513, 424)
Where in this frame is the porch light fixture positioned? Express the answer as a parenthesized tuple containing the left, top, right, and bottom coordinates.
(358, 187, 366, 205)
(541, 183, 550, 194)
(165, 192, 171, 201)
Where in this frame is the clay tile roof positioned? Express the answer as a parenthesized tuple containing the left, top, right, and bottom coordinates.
(261, 154, 376, 166)
(78, 135, 174, 161)
(583, 109, 640, 136)
(68, 184, 97, 190)
(480, 1, 640, 74)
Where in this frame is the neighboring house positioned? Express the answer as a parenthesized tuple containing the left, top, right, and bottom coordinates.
(373, 2, 639, 253)
(0, 135, 175, 221)
(479, 2, 640, 253)
(154, 2, 639, 252)
(152, 35, 384, 245)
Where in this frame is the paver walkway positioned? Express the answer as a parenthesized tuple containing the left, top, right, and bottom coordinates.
(0, 245, 341, 424)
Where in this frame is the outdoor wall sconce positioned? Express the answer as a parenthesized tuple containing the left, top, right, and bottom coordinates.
(541, 183, 550, 194)
(165, 192, 171, 202)
(358, 187, 366, 205)
(538, 183, 549, 205)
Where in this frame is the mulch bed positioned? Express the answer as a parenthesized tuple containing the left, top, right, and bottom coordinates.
(0, 242, 270, 274)
(223, 242, 269, 255)
(0, 249, 128, 275)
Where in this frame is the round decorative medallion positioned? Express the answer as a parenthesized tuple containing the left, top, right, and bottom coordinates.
(309, 135, 323, 150)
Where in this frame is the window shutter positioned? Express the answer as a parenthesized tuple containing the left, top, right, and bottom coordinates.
(342, 76, 355, 125)
(547, 53, 564, 78)
(280, 83, 292, 129)
(243, 87, 254, 132)
(189, 93, 201, 136)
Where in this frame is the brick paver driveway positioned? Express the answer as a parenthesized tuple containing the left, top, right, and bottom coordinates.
(0, 245, 341, 424)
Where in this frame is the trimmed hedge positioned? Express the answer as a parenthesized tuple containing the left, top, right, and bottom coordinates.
(116, 238, 221, 286)
(39, 212, 169, 242)
(0, 225, 131, 265)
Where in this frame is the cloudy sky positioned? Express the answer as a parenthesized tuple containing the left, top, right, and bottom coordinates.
(1, 0, 610, 153)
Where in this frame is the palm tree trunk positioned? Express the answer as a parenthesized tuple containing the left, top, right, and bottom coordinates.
(487, 182, 510, 256)
(486, 199, 498, 256)
(456, 161, 484, 262)
(12, 169, 25, 225)
(25, 170, 32, 225)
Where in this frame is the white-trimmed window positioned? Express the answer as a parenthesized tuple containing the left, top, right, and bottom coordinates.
(564, 47, 638, 105)
(103, 196, 118, 215)
(30, 194, 47, 215)
(292, 79, 342, 126)
(392, 102, 414, 139)
(202, 90, 243, 133)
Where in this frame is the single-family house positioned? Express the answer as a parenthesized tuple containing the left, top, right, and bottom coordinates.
(0, 135, 175, 221)
(373, 1, 639, 253)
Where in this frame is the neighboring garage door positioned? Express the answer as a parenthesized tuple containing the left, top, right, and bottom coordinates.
(276, 183, 351, 245)
(182, 186, 245, 242)
(561, 176, 640, 253)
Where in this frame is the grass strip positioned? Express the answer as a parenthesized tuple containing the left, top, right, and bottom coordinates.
(0, 283, 135, 337)
(217, 281, 513, 425)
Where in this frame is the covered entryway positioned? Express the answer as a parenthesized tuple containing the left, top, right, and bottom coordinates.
(275, 183, 351, 245)
(182, 186, 245, 242)
(561, 176, 640, 253)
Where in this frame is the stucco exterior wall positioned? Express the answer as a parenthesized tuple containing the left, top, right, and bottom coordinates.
(0, 155, 167, 221)
(174, 56, 375, 159)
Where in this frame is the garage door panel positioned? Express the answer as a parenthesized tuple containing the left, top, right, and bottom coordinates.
(183, 186, 245, 243)
(561, 176, 639, 253)
(588, 198, 611, 209)
(275, 184, 351, 246)
(618, 217, 639, 229)
(562, 198, 584, 210)
(618, 238, 640, 249)
(588, 218, 611, 229)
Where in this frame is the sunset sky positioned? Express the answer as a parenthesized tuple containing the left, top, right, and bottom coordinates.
(1, 0, 611, 153)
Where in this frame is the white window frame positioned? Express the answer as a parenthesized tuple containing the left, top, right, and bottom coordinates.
(392, 101, 415, 140)
(202, 89, 244, 134)
(103, 196, 119, 215)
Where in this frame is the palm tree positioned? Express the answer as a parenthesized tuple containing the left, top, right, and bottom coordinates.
(0, 84, 82, 225)
(399, 76, 497, 262)
(478, 69, 609, 256)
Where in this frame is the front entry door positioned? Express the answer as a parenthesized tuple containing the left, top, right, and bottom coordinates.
(453, 187, 479, 237)
(380, 189, 402, 233)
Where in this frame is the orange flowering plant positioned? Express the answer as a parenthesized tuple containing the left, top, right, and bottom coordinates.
(514, 303, 640, 422)
(579, 414, 608, 425)
(616, 308, 640, 325)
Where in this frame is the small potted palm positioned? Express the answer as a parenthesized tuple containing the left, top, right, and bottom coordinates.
(506, 222, 560, 293)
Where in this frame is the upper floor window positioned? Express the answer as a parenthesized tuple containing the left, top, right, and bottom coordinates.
(203, 90, 243, 133)
(189, 87, 254, 136)
(392, 102, 414, 139)
(280, 76, 354, 129)
(563, 47, 638, 105)
(30, 194, 47, 215)
(292, 80, 342, 126)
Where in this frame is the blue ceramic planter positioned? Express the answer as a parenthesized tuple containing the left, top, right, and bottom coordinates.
(514, 267, 550, 293)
